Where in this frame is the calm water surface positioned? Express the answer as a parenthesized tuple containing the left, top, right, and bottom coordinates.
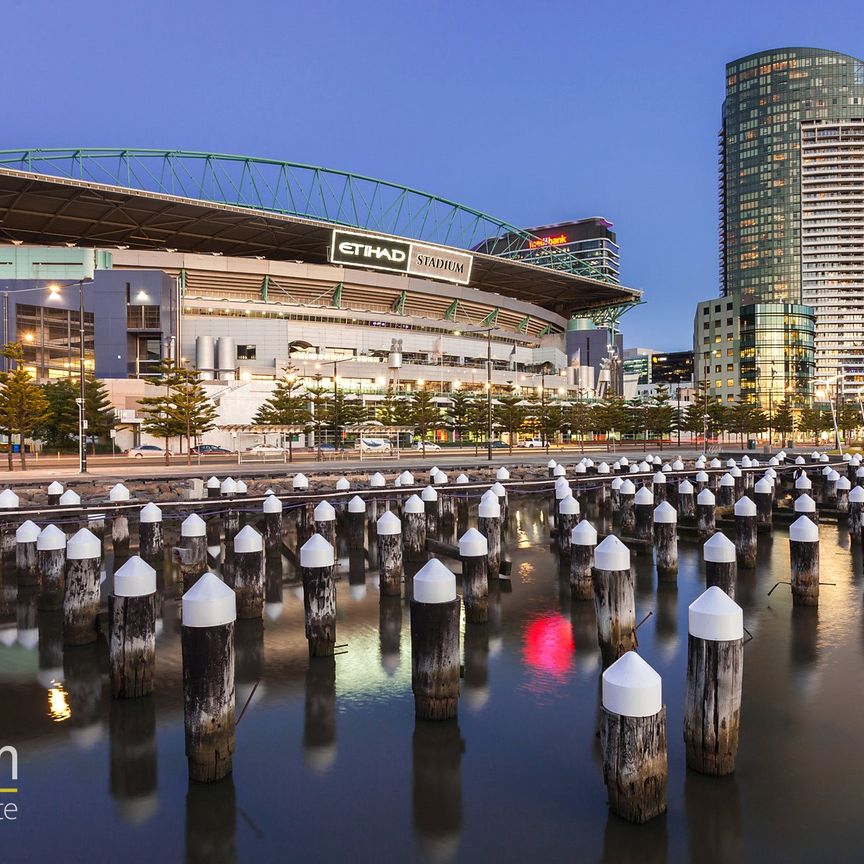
(1, 493, 863, 863)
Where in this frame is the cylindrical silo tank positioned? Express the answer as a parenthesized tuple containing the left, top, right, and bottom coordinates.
(388, 351, 402, 370)
(196, 335, 215, 380)
(216, 336, 237, 381)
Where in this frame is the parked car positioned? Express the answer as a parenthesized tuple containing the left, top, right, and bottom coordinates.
(519, 439, 546, 448)
(127, 445, 171, 459)
(247, 444, 285, 454)
(479, 441, 509, 449)
(191, 444, 232, 455)
(317, 443, 336, 452)
(359, 438, 392, 452)
(413, 441, 441, 451)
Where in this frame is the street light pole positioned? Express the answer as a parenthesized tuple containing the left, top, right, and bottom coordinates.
(78, 280, 88, 474)
(486, 331, 492, 462)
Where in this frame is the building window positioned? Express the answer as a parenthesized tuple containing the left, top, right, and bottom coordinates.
(715, 305, 721, 312)
(726, 318, 733, 326)
(715, 379, 723, 388)
(237, 344, 257, 360)
(715, 365, 721, 372)
(727, 302, 733, 310)
(16, 303, 95, 379)
(727, 378, 735, 386)
(727, 349, 734, 356)
(127, 305, 161, 329)
(727, 364, 734, 371)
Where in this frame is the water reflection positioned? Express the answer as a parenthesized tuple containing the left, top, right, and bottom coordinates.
(463, 620, 489, 710)
(521, 613, 574, 698)
(63, 641, 104, 748)
(109, 696, 158, 824)
(185, 777, 236, 864)
(303, 657, 336, 773)
(379, 596, 402, 676)
(684, 772, 742, 864)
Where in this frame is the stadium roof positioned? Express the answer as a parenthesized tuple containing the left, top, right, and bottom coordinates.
(0, 149, 641, 317)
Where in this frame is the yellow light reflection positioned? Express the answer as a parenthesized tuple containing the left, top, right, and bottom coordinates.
(48, 684, 71, 722)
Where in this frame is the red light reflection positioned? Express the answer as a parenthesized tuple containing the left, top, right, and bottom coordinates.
(522, 614, 574, 679)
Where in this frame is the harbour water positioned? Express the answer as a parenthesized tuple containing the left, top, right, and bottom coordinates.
(0, 493, 862, 863)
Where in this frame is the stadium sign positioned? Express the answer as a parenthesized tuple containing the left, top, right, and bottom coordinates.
(330, 230, 473, 285)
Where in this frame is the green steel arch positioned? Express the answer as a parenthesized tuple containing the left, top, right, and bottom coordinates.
(0, 147, 611, 282)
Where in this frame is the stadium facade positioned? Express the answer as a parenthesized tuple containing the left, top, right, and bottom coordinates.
(0, 149, 640, 448)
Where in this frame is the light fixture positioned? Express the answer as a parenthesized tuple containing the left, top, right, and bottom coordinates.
(23, 332, 34, 343)
(47, 284, 61, 299)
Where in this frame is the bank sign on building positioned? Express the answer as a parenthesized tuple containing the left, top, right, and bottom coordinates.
(330, 229, 473, 285)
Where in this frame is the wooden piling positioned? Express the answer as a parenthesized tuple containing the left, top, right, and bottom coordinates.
(232, 525, 265, 619)
(138, 503, 164, 561)
(849, 485, 864, 543)
(734, 496, 757, 569)
(64, 528, 102, 646)
(790, 515, 819, 607)
(696, 489, 716, 542)
(653, 501, 678, 579)
(421, 486, 439, 539)
(753, 477, 773, 531)
(477, 490, 501, 579)
(403, 495, 427, 563)
(300, 533, 336, 657)
(15, 520, 40, 586)
(459, 528, 488, 624)
(592, 535, 637, 667)
(633, 486, 654, 541)
(37, 524, 67, 611)
(703, 532, 737, 598)
(557, 495, 580, 558)
(262, 495, 283, 556)
(618, 479, 636, 534)
(570, 520, 597, 600)
(110, 556, 157, 698)
(376, 510, 403, 597)
(677, 479, 695, 521)
(347, 496, 367, 552)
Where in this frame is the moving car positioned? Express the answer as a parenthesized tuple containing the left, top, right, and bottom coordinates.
(191, 444, 232, 455)
(413, 441, 441, 451)
(127, 445, 171, 459)
(519, 439, 546, 448)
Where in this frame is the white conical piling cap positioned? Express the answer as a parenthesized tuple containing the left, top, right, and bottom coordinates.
(16, 520, 40, 543)
(769, 456, 779, 466)
(206, 476, 220, 489)
(697, 489, 715, 505)
(114, 556, 157, 597)
(139, 502, 163, 524)
(794, 493, 816, 513)
(37, 524, 66, 551)
(59, 489, 80, 506)
(720, 473, 735, 487)
(653, 471, 666, 484)
(107, 483, 129, 503)
(629, 464, 640, 474)
(679, 479, 694, 494)
(689, 586, 743, 641)
(754, 478, 772, 494)
(0, 489, 19, 508)
(47, 481, 64, 495)
(726, 458, 736, 468)
(741, 455, 752, 468)
(496, 467, 510, 480)
(597, 462, 610, 474)
(734, 496, 757, 517)
(478, 490, 501, 518)
(619, 479, 636, 495)
(234, 525, 263, 553)
(456, 473, 470, 484)
(403, 494, 425, 515)
(710, 458, 722, 468)
(585, 458, 594, 468)
(459, 527, 488, 557)
(428, 466, 439, 478)
(764, 467, 777, 479)
(777, 450, 787, 460)
(293, 473, 309, 489)
(703, 532, 736, 563)
(491, 482, 506, 498)
(602, 651, 662, 718)
(265, 488, 275, 496)
(827, 469, 840, 481)
(843, 452, 852, 462)
(399, 470, 415, 486)
(300, 533, 335, 568)
(370, 472, 386, 487)
(377, 510, 402, 535)
(729, 466, 742, 478)
(654, 500, 677, 523)
(314, 500, 336, 522)
(611, 476, 623, 491)
(850, 486, 864, 503)
(652, 456, 662, 466)
(661, 463, 672, 473)
(263, 495, 282, 514)
(820, 454, 830, 463)
(594, 534, 630, 571)
(672, 459, 684, 471)
(553, 465, 567, 477)
(696, 470, 709, 483)
(858, 467, 864, 478)
(220, 477, 237, 495)
(613, 461, 621, 470)
(837, 476, 852, 491)
(66, 528, 100, 560)
(433, 471, 449, 485)
(236, 480, 247, 495)
(421, 486, 438, 502)
(811, 451, 820, 460)
(795, 456, 806, 465)
(574, 462, 587, 474)
(335, 477, 350, 491)
(348, 495, 366, 513)
(695, 456, 706, 467)
(571, 520, 598, 546)
(790, 515, 819, 542)
(547, 459, 557, 468)
(413, 558, 456, 604)
(795, 475, 812, 490)
(853, 456, 862, 466)
(821, 465, 832, 477)
(638, 461, 650, 473)
(619, 457, 629, 466)
(181, 513, 206, 537)
(555, 478, 571, 500)
(182, 572, 236, 627)
(634, 486, 654, 505)
(559, 495, 580, 515)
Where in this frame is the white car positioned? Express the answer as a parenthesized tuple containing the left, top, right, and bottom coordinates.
(127, 445, 171, 459)
(519, 439, 545, 448)
(359, 438, 392, 452)
(247, 444, 285, 454)
(413, 441, 441, 451)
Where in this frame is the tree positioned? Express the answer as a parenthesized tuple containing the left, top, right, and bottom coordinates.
(838, 401, 861, 443)
(566, 401, 593, 452)
(624, 398, 649, 450)
(35, 378, 79, 450)
(254, 368, 310, 462)
(406, 387, 441, 456)
(645, 386, 676, 450)
(592, 396, 628, 451)
(327, 388, 364, 449)
(0, 343, 50, 470)
(493, 392, 527, 453)
(84, 376, 116, 454)
(798, 406, 831, 445)
(465, 396, 489, 455)
(446, 389, 473, 444)
(306, 378, 331, 461)
(772, 399, 795, 444)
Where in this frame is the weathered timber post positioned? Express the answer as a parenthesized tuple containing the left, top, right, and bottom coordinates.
(677, 479, 695, 521)
(652, 471, 667, 505)
(653, 500, 678, 579)
(696, 488, 716, 542)
(15, 520, 40, 586)
(554, 477, 571, 526)
(704, 532, 737, 598)
(824, 469, 840, 507)
(600, 651, 667, 823)
(557, 495, 580, 558)
(790, 515, 819, 607)
(377, 510, 403, 597)
(64, 527, 102, 645)
(794, 472, 812, 501)
(753, 477, 773, 531)
(717, 473, 735, 508)
(421, 485, 439, 539)
(570, 519, 597, 600)
(410, 558, 460, 721)
(836, 475, 851, 513)
(232, 525, 265, 619)
(347, 496, 366, 552)
(403, 494, 427, 563)
(490, 481, 508, 524)
(109, 484, 131, 555)
(181, 572, 236, 782)
(138, 503, 163, 561)
(734, 496, 757, 569)
(633, 486, 654, 541)
(262, 494, 283, 556)
(794, 492, 818, 525)
(179, 513, 208, 582)
(206, 476, 220, 499)
(110, 556, 157, 698)
(618, 479, 636, 534)
(592, 534, 637, 667)
(684, 586, 743, 775)
(849, 485, 864, 543)
(313, 499, 336, 549)
(730, 465, 743, 499)
(610, 476, 622, 513)
(47, 481, 64, 506)
(459, 527, 488, 624)
(37, 524, 67, 611)
(477, 490, 501, 579)
(547, 459, 557, 478)
(300, 533, 336, 657)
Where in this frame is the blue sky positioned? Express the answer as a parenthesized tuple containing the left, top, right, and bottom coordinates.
(6, 0, 863, 349)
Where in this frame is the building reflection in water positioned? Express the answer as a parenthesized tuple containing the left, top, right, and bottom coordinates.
(186, 776, 236, 864)
(412, 719, 463, 863)
(109, 696, 158, 824)
(304, 657, 337, 773)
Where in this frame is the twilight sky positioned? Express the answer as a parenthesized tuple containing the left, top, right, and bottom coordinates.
(6, 0, 862, 349)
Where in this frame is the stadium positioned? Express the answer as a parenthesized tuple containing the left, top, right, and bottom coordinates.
(0, 149, 640, 449)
